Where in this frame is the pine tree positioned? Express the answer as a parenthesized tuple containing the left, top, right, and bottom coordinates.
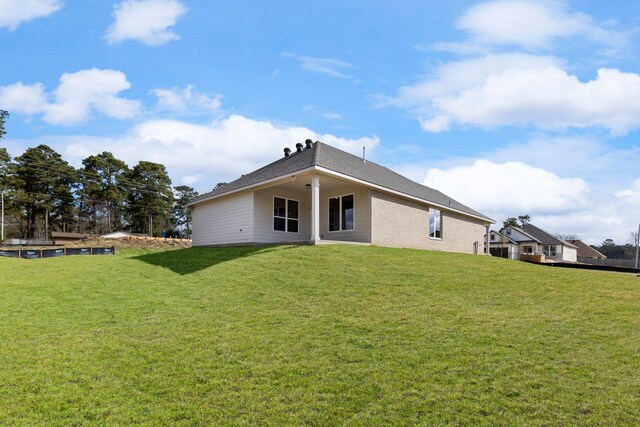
(126, 161, 174, 236)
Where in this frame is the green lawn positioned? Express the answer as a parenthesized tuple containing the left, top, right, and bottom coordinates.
(1, 245, 639, 425)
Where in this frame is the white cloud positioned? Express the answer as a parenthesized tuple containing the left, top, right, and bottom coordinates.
(0, 68, 141, 125)
(59, 114, 379, 192)
(530, 210, 627, 246)
(419, 115, 450, 133)
(488, 136, 640, 181)
(303, 104, 342, 120)
(106, 0, 187, 46)
(0, 82, 47, 114)
(423, 160, 588, 217)
(389, 1, 636, 134)
(389, 53, 560, 127)
(181, 175, 199, 186)
(457, 0, 627, 50)
(393, 60, 640, 135)
(284, 53, 354, 78)
(615, 179, 640, 205)
(528, 176, 640, 244)
(0, 0, 63, 30)
(152, 85, 222, 114)
(435, 67, 640, 135)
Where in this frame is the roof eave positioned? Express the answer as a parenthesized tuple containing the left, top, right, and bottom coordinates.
(188, 164, 494, 224)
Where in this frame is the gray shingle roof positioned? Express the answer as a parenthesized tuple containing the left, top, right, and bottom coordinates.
(520, 224, 578, 248)
(189, 141, 493, 222)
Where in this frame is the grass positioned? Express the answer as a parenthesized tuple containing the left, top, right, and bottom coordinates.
(1, 245, 639, 425)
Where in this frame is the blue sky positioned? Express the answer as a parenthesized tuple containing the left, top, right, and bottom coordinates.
(1, 0, 640, 244)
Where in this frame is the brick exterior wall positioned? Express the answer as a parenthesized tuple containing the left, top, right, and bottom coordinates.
(370, 191, 487, 254)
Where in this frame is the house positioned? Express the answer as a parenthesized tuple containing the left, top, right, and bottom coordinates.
(187, 140, 494, 253)
(567, 239, 607, 259)
(490, 223, 578, 262)
(51, 232, 92, 245)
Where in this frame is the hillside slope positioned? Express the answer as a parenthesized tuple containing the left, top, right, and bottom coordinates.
(1, 245, 639, 425)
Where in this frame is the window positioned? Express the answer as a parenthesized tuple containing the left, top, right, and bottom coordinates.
(328, 194, 354, 231)
(273, 197, 298, 233)
(524, 246, 533, 254)
(429, 208, 442, 239)
(543, 245, 557, 256)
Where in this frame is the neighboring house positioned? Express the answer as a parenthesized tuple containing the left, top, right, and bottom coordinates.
(51, 232, 92, 245)
(489, 226, 541, 260)
(187, 140, 494, 254)
(567, 239, 607, 259)
(490, 223, 578, 262)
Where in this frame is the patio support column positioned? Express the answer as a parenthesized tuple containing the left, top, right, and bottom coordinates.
(485, 225, 491, 255)
(311, 175, 320, 244)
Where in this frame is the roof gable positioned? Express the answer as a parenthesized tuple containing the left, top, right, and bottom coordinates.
(500, 226, 541, 243)
(489, 230, 518, 244)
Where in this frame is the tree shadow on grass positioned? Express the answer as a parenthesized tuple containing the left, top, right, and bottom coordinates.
(132, 245, 299, 275)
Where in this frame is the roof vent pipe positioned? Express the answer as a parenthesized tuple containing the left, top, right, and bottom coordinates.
(284, 147, 291, 157)
(305, 139, 313, 149)
(295, 142, 304, 153)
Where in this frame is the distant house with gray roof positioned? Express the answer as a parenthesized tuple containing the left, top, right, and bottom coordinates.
(490, 223, 578, 262)
(187, 140, 494, 253)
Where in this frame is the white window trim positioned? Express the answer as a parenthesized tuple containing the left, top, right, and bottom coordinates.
(273, 196, 299, 234)
(543, 245, 557, 257)
(328, 193, 355, 233)
(429, 207, 443, 240)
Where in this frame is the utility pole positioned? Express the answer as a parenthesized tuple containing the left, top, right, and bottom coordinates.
(635, 223, 639, 270)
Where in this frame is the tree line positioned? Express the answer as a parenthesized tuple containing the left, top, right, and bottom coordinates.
(0, 110, 198, 240)
(592, 237, 639, 260)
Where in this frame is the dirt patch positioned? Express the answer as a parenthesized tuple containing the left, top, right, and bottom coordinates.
(67, 237, 192, 250)
(1, 237, 192, 251)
